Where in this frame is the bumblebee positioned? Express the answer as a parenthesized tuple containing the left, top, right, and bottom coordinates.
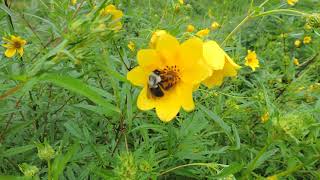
(148, 70, 164, 97)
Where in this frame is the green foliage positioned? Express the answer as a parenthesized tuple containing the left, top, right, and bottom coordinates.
(0, 0, 319, 179)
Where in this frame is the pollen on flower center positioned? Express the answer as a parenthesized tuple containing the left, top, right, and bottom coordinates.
(13, 41, 22, 48)
(159, 65, 181, 90)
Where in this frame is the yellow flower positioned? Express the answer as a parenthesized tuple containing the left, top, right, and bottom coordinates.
(261, 112, 270, 123)
(287, 0, 298, 6)
(128, 41, 135, 52)
(178, 0, 184, 5)
(149, 30, 167, 48)
(267, 175, 278, 180)
(202, 41, 240, 87)
(186, 24, 195, 32)
(100, 4, 123, 30)
(294, 39, 301, 47)
(2, 35, 27, 58)
(211, 21, 220, 30)
(303, 36, 312, 44)
(293, 58, 300, 66)
(196, 28, 210, 37)
(71, 0, 77, 5)
(127, 33, 211, 122)
(245, 50, 259, 71)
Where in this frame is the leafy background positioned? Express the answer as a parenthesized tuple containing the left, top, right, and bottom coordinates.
(0, 0, 319, 179)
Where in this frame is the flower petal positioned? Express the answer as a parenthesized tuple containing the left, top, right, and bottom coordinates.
(180, 37, 203, 69)
(203, 41, 225, 70)
(156, 33, 179, 66)
(17, 48, 24, 56)
(202, 70, 224, 88)
(137, 49, 162, 69)
(178, 83, 195, 112)
(223, 56, 240, 77)
(181, 59, 212, 84)
(127, 66, 149, 87)
(155, 88, 181, 122)
(137, 87, 156, 110)
(5, 48, 16, 58)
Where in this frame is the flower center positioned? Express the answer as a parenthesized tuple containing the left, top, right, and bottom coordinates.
(159, 65, 181, 90)
(13, 41, 22, 49)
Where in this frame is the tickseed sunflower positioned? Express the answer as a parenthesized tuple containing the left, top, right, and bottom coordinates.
(71, 0, 77, 5)
(127, 33, 211, 122)
(294, 39, 301, 47)
(128, 41, 135, 52)
(100, 4, 123, 30)
(202, 41, 240, 87)
(211, 22, 220, 30)
(186, 24, 195, 32)
(2, 35, 27, 58)
(287, 0, 298, 6)
(293, 58, 300, 66)
(245, 50, 259, 71)
(303, 36, 312, 44)
(196, 28, 210, 37)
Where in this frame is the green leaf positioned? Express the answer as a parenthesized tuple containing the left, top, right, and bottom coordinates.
(1, 145, 35, 158)
(40, 73, 120, 114)
(213, 163, 243, 178)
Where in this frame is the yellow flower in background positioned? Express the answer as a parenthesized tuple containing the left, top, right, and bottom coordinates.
(294, 39, 301, 47)
(149, 30, 167, 48)
(128, 41, 135, 52)
(178, 0, 184, 5)
(187, 24, 195, 32)
(211, 21, 220, 30)
(2, 35, 27, 58)
(267, 175, 278, 180)
(71, 0, 77, 5)
(293, 58, 300, 66)
(245, 50, 259, 71)
(127, 33, 211, 122)
(261, 112, 270, 123)
(303, 36, 312, 44)
(202, 41, 240, 87)
(196, 28, 210, 37)
(287, 0, 298, 6)
(100, 4, 123, 30)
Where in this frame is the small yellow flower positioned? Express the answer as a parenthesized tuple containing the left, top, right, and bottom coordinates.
(303, 36, 312, 44)
(128, 41, 135, 52)
(186, 24, 195, 32)
(196, 28, 210, 37)
(245, 50, 259, 71)
(149, 30, 167, 48)
(287, 0, 298, 6)
(202, 41, 240, 87)
(211, 21, 220, 30)
(261, 112, 270, 123)
(2, 35, 27, 58)
(178, 0, 184, 5)
(293, 58, 300, 66)
(294, 39, 301, 47)
(100, 4, 123, 31)
(71, 0, 77, 5)
(267, 175, 278, 180)
(127, 33, 211, 122)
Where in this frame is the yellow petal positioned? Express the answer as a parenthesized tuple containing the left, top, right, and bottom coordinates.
(111, 10, 123, 20)
(178, 83, 195, 111)
(2, 44, 13, 48)
(181, 59, 212, 84)
(137, 87, 156, 110)
(127, 66, 149, 87)
(17, 48, 24, 56)
(202, 70, 224, 88)
(203, 41, 225, 70)
(223, 55, 240, 76)
(156, 33, 179, 66)
(137, 49, 162, 69)
(180, 37, 203, 69)
(5, 48, 16, 58)
(155, 87, 181, 122)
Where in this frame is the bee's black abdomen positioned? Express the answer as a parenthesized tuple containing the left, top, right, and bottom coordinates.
(150, 87, 164, 97)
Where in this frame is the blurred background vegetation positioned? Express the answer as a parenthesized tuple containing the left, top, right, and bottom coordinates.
(0, 0, 319, 179)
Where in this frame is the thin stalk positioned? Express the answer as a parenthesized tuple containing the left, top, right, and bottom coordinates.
(253, 9, 307, 18)
(159, 163, 215, 176)
(47, 160, 52, 180)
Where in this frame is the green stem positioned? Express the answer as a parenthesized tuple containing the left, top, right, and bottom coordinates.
(253, 9, 307, 18)
(159, 163, 216, 176)
(47, 160, 52, 180)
